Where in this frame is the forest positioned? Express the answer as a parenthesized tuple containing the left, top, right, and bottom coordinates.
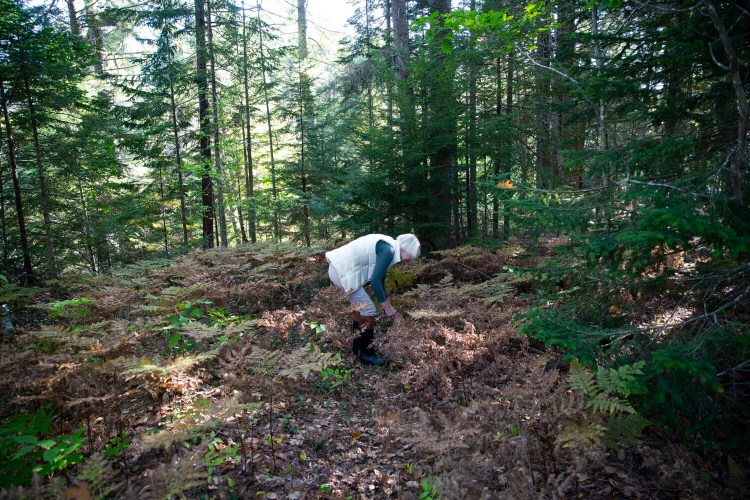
(0, 0, 748, 497)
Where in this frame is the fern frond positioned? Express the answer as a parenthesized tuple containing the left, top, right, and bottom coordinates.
(556, 422, 606, 449)
(110, 350, 218, 379)
(604, 413, 650, 448)
(455, 274, 515, 305)
(568, 360, 595, 393)
(277, 344, 342, 380)
(76, 453, 122, 499)
(587, 394, 636, 415)
(406, 309, 462, 320)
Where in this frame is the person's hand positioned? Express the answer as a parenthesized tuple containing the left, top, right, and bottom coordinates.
(382, 299, 397, 319)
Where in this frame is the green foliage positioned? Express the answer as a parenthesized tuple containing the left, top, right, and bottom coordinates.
(41, 297, 94, 319)
(204, 431, 239, 486)
(103, 430, 130, 459)
(420, 478, 439, 500)
(385, 267, 416, 294)
(0, 409, 86, 486)
(560, 360, 650, 450)
(320, 367, 352, 389)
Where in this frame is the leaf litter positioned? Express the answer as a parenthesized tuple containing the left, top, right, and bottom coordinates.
(0, 241, 735, 498)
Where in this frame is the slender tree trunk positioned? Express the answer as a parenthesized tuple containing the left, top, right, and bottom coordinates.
(298, 0, 311, 247)
(257, 6, 280, 241)
(78, 181, 97, 272)
(427, 0, 455, 248)
(0, 120, 7, 267)
(156, 162, 169, 254)
(492, 55, 501, 238)
(1, 81, 34, 283)
(195, 0, 214, 248)
(236, 163, 248, 243)
(242, 1, 256, 242)
(84, 1, 104, 74)
(24, 77, 57, 276)
(206, 0, 228, 247)
(503, 52, 513, 240)
(385, 0, 394, 130)
(66, 0, 80, 37)
(467, 0, 478, 239)
(165, 26, 189, 245)
(705, 0, 746, 206)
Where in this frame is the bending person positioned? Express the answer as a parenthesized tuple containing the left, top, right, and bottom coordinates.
(326, 233, 421, 365)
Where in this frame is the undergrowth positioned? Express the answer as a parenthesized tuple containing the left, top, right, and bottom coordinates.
(0, 240, 741, 498)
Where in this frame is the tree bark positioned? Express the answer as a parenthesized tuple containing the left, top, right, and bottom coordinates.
(195, 0, 214, 248)
(705, 0, 746, 206)
(164, 23, 189, 245)
(66, 0, 79, 37)
(0, 119, 7, 267)
(206, 0, 228, 247)
(257, 5, 280, 241)
(24, 76, 57, 276)
(242, 1, 256, 242)
(466, 0, 478, 239)
(298, 0, 311, 247)
(427, 0, 455, 247)
(1, 81, 34, 283)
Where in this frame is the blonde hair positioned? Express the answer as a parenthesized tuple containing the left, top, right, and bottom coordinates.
(397, 233, 421, 259)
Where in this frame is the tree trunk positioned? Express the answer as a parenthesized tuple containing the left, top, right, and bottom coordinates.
(426, 0, 455, 248)
(492, 55, 501, 238)
(78, 181, 97, 272)
(705, 0, 746, 206)
(257, 6, 280, 242)
(0, 120, 7, 267)
(66, 0, 80, 37)
(206, 0, 228, 247)
(466, 0, 478, 239)
(298, 0, 311, 247)
(504, 52, 513, 240)
(385, 0, 394, 130)
(156, 162, 169, 254)
(1, 81, 34, 283)
(84, 1, 105, 74)
(242, 1, 256, 242)
(236, 161, 248, 243)
(165, 25, 189, 245)
(195, 0, 214, 248)
(24, 76, 57, 276)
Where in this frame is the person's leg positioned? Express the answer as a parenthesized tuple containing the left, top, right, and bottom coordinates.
(347, 289, 383, 366)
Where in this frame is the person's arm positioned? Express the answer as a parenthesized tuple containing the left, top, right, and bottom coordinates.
(372, 240, 397, 317)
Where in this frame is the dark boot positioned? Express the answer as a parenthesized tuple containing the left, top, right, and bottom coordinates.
(357, 323, 385, 367)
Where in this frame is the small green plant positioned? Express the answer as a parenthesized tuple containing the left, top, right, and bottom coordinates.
(103, 429, 130, 459)
(318, 484, 331, 493)
(321, 367, 352, 389)
(161, 300, 211, 355)
(204, 431, 239, 486)
(420, 479, 438, 499)
(42, 297, 94, 319)
(309, 321, 327, 335)
(406, 463, 414, 475)
(0, 409, 86, 486)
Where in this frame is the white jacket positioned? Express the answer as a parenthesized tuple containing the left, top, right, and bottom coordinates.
(325, 234, 401, 294)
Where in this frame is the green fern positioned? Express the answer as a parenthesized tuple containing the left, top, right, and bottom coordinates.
(563, 360, 650, 449)
(604, 414, 651, 448)
(277, 344, 343, 380)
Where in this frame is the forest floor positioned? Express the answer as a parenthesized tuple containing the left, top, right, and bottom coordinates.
(0, 240, 737, 498)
